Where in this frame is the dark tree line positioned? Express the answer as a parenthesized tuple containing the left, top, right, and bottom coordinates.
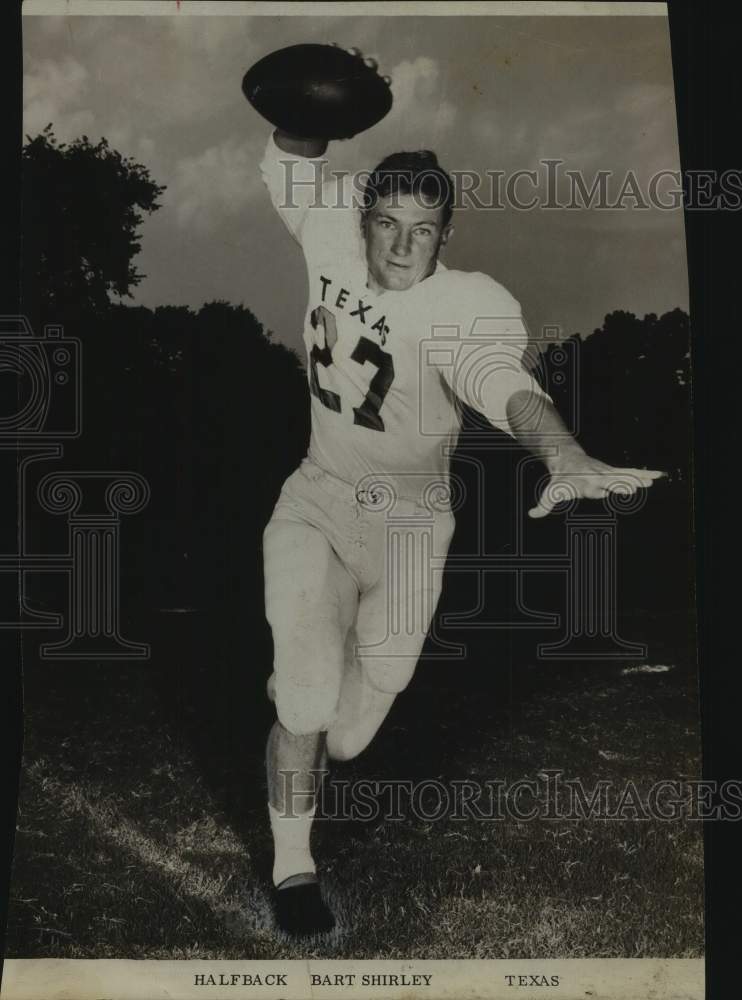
(543, 309, 692, 481)
(77, 300, 309, 610)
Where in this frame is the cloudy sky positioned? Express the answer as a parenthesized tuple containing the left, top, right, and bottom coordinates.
(23, 10, 687, 352)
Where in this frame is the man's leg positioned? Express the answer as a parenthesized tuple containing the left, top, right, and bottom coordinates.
(266, 722, 326, 881)
(262, 516, 357, 933)
(326, 512, 455, 763)
(325, 628, 396, 762)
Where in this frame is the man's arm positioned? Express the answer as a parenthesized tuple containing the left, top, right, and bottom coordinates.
(506, 387, 665, 518)
(259, 130, 329, 245)
(259, 46, 385, 242)
(506, 387, 588, 470)
(433, 274, 665, 517)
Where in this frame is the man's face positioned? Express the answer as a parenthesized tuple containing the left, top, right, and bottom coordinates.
(362, 193, 452, 293)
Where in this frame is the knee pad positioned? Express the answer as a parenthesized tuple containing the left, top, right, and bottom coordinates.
(326, 729, 365, 762)
(359, 654, 418, 695)
(274, 672, 341, 736)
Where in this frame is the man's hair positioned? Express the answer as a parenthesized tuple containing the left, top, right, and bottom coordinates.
(361, 150, 455, 228)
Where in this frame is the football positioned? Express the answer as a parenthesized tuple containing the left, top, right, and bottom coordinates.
(242, 43, 393, 141)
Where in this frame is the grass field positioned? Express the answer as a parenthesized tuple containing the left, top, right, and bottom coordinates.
(5, 610, 704, 960)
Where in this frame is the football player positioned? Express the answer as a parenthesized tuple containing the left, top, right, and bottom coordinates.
(258, 53, 664, 937)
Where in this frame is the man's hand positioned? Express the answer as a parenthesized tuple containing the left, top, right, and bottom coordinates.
(273, 131, 329, 158)
(529, 449, 666, 519)
(268, 42, 392, 159)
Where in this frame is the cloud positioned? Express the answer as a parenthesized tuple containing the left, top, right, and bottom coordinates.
(614, 83, 675, 118)
(29, 16, 66, 39)
(611, 83, 680, 177)
(528, 105, 608, 167)
(166, 13, 259, 57)
(526, 83, 679, 177)
(107, 124, 158, 166)
(23, 55, 95, 139)
(168, 134, 264, 232)
(383, 56, 457, 141)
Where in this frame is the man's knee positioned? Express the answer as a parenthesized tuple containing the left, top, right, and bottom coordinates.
(326, 680, 397, 762)
(268, 616, 345, 735)
(326, 731, 362, 762)
(273, 674, 341, 736)
(358, 654, 418, 696)
(326, 722, 386, 762)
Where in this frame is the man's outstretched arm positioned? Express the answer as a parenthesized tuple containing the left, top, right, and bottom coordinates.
(505, 387, 665, 518)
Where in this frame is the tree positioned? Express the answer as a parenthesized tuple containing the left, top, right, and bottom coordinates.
(22, 126, 166, 324)
(544, 308, 691, 476)
(540, 309, 694, 628)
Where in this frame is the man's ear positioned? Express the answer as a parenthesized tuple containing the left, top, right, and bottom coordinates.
(440, 224, 454, 247)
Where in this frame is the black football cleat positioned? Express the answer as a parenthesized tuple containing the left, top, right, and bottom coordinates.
(273, 873, 336, 937)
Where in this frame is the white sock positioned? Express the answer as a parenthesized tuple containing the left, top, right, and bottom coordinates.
(268, 802, 317, 887)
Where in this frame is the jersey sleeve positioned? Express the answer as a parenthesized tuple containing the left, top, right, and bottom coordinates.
(433, 273, 553, 438)
(259, 132, 327, 245)
(259, 133, 363, 264)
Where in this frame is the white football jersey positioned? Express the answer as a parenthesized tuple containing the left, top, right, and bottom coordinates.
(260, 135, 550, 503)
